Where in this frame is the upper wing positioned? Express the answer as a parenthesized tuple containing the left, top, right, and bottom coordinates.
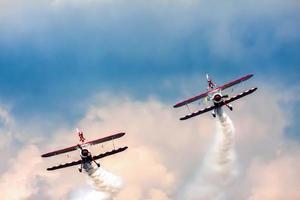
(173, 91, 209, 108)
(41, 132, 126, 158)
(41, 145, 79, 158)
(86, 132, 125, 146)
(217, 74, 254, 91)
(47, 146, 128, 171)
(180, 105, 216, 120)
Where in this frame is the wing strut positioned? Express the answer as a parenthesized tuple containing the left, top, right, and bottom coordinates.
(186, 104, 192, 113)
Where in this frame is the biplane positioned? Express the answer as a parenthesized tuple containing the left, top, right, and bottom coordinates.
(173, 74, 257, 120)
(41, 129, 128, 173)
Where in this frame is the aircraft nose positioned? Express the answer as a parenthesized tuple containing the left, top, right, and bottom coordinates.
(81, 149, 89, 157)
(214, 94, 222, 101)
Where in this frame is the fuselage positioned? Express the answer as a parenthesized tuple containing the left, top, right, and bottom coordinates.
(80, 148, 96, 173)
(207, 88, 228, 117)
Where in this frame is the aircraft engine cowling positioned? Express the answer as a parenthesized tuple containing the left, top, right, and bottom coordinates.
(212, 93, 223, 104)
(80, 149, 90, 158)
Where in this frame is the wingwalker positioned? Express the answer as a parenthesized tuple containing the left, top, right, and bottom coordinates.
(173, 74, 257, 120)
(41, 129, 128, 174)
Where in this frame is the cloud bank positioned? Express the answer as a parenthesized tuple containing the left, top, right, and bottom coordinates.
(0, 85, 299, 199)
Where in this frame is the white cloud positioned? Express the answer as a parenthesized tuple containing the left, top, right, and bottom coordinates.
(0, 85, 299, 199)
(0, 145, 43, 200)
(247, 154, 300, 200)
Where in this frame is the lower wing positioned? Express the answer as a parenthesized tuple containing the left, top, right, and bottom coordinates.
(180, 105, 216, 120)
(223, 87, 257, 104)
(93, 146, 128, 161)
(46, 146, 128, 171)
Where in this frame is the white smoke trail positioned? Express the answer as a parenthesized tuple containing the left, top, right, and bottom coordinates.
(72, 166, 123, 200)
(86, 167, 123, 199)
(183, 110, 238, 200)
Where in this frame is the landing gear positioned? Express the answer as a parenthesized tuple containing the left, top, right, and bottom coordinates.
(78, 165, 82, 173)
(226, 104, 233, 111)
(211, 110, 216, 118)
(93, 160, 100, 168)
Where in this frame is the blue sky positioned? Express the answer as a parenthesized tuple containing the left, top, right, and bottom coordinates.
(1, 1, 300, 199)
(0, 0, 299, 131)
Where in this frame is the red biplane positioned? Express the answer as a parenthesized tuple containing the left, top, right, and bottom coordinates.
(173, 74, 257, 120)
(41, 129, 128, 173)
